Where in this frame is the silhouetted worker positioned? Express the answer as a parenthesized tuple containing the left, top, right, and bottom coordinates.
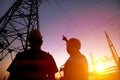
(7, 29, 58, 80)
(62, 36, 89, 80)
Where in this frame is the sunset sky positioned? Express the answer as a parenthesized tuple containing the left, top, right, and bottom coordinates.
(0, 0, 120, 79)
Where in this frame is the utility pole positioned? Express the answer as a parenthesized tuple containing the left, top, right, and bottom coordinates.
(90, 52, 96, 72)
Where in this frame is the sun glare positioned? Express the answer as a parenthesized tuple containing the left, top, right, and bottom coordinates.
(96, 64, 104, 72)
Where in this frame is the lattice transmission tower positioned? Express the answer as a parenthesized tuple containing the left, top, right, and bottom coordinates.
(0, 0, 44, 61)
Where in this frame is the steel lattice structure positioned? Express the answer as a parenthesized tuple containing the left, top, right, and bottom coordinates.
(0, 0, 43, 61)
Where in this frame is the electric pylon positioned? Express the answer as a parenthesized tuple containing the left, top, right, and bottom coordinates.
(0, 0, 43, 61)
(105, 31, 119, 71)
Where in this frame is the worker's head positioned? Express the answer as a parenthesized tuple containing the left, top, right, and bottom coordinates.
(28, 29, 43, 50)
(66, 38, 81, 56)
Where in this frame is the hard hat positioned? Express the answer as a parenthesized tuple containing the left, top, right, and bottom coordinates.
(28, 29, 42, 40)
(67, 38, 81, 50)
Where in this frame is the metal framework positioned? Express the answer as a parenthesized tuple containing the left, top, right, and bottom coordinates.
(0, 0, 43, 61)
(105, 31, 119, 71)
(89, 32, 119, 73)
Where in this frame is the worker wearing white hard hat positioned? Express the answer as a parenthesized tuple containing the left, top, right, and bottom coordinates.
(28, 29, 43, 50)
(7, 29, 58, 80)
(66, 38, 81, 57)
(62, 37, 89, 80)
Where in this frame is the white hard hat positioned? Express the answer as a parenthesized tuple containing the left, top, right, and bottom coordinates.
(28, 29, 42, 40)
(67, 38, 81, 50)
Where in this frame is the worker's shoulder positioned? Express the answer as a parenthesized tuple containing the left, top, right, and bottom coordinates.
(17, 49, 31, 55)
(15, 49, 31, 58)
(41, 50, 52, 57)
(16, 49, 53, 58)
(79, 53, 86, 58)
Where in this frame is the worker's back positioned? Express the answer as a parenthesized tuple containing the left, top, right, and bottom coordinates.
(64, 53, 88, 80)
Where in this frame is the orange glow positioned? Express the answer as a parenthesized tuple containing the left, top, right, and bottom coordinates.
(55, 71, 64, 80)
(95, 63, 104, 72)
(55, 72, 61, 80)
